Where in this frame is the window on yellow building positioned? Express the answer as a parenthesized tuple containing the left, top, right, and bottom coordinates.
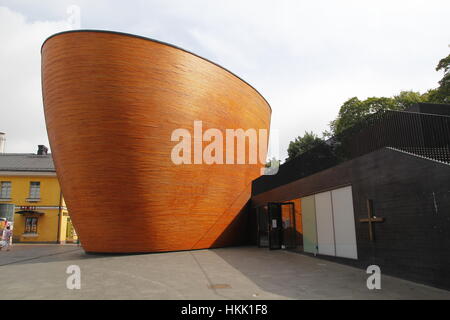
(29, 182, 41, 200)
(25, 217, 38, 234)
(0, 181, 11, 199)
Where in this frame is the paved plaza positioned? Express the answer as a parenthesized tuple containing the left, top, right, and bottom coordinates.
(0, 245, 449, 299)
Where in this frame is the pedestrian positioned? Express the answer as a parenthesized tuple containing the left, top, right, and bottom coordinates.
(0, 224, 12, 251)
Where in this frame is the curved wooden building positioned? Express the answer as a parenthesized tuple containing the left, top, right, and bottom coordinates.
(41, 30, 271, 253)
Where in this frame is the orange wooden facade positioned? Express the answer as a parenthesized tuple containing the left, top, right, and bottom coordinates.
(285, 198, 303, 245)
(41, 31, 271, 253)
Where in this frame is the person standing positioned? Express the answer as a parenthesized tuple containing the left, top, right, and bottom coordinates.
(0, 225, 12, 251)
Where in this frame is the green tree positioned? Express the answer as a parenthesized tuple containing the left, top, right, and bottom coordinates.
(329, 92, 424, 136)
(329, 97, 363, 135)
(265, 157, 280, 168)
(294, 50, 449, 160)
(427, 53, 450, 103)
(286, 131, 325, 161)
(329, 97, 393, 135)
(422, 88, 439, 102)
(394, 91, 426, 109)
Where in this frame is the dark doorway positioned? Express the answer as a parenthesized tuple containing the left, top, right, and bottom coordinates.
(256, 205, 269, 247)
(259, 202, 297, 250)
(268, 203, 282, 249)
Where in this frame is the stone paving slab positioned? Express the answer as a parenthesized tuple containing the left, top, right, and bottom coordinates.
(0, 245, 449, 299)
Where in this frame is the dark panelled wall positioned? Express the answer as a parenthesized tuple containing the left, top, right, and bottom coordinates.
(406, 102, 450, 116)
(251, 148, 450, 290)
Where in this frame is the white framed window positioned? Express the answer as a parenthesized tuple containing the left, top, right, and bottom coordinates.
(0, 181, 11, 199)
(29, 181, 41, 199)
(25, 217, 38, 233)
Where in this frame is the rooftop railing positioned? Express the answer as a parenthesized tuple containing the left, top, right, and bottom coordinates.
(253, 109, 450, 196)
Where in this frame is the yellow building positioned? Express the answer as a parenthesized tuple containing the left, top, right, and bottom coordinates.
(0, 145, 77, 243)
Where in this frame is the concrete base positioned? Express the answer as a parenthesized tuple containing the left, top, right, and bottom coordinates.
(0, 245, 449, 300)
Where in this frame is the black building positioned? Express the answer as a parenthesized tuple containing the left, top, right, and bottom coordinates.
(250, 103, 450, 290)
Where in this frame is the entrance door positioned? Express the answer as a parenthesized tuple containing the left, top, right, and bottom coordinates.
(256, 206, 269, 247)
(268, 202, 296, 250)
(268, 203, 282, 249)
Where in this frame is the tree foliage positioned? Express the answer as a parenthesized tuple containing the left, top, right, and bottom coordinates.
(265, 157, 280, 168)
(286, 131, 325, 161)
(426, 53, 450, 103)
(287, 50, 449, 161)
(393, 91, 427, 110)
(328, 91, 428, 136)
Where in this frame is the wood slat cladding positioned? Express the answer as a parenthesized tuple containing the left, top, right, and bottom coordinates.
(41, 30, 271, 253)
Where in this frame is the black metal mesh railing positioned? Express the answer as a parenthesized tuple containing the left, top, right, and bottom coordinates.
(252, 110, 450, 196)
(336, 110, 450, 163)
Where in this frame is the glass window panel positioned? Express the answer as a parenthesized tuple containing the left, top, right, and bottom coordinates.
(29, 182, 40, 199)
(0, 181, 11, 198)
(25, 217, 38, 233)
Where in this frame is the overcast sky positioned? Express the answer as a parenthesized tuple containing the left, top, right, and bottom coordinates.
(0, 0, 449, 160)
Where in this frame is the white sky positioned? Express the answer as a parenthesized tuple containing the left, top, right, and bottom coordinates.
(0, 0, 449, 161)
